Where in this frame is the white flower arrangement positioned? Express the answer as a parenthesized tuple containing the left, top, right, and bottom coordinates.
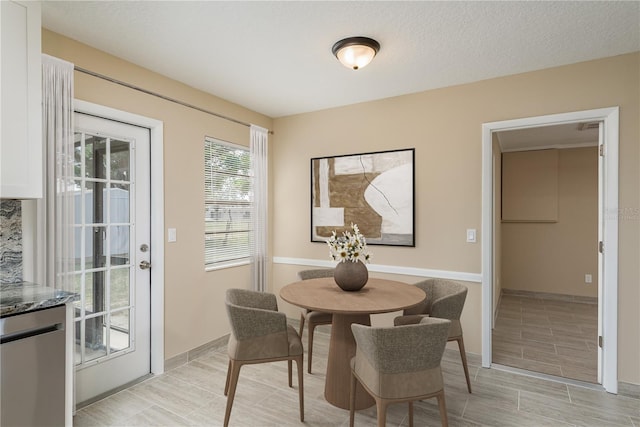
(327, 223, 371, 263)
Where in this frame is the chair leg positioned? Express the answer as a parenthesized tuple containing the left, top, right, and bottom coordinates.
(437, 391, 449, 427)
(349, 372, 357, 427)
(299, 312, 306, 337)
(224, 360, 232, 396)
(376, 398, 387, 427)
(456, 336, 472, 393)
(223, 360, 242, 427)
(308, 323, 316, 373)
(288, 360, 293, 387)
(295, 355, 304, 422)
(408, 401, 414, 427)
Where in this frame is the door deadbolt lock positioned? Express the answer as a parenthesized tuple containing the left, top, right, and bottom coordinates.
(139, 260, 151, 270)
(140, 244, 149, 253)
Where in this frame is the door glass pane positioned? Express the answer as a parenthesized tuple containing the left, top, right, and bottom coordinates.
(110, 226, 130, 265)
(110, 184, 130, 223)
(73, 227, 83, 269)
(85, 314, 107, 362)
(84, 181, 104, 224)
(74, 320, 82, 365)
(72, 273, 82, 312)
(74, 134, 83, 178)
(85, 136, 107, 179)
(73, 180, 82, 225)
(110, 310, 130, 352)
(110, 268, 130, 310)
(87, 226, 107, 269)
(85, 271, 105, 315)
(110, 139, 130, 181)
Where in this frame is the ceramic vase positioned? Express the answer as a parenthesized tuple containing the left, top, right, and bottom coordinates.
(333, 260, 368, 291)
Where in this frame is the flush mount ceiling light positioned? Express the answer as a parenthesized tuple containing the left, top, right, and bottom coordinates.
(332, 36, 380, 70)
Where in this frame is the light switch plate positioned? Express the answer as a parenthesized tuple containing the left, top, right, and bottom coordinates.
(168, 228, 177, 243)
(466, 229, 476, 243)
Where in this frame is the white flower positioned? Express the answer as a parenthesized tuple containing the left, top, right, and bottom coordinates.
(326, 223, 371, 263)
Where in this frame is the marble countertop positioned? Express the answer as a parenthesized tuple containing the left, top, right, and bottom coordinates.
(0, 282, 78, 318)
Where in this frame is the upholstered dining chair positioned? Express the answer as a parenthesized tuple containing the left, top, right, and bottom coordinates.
(297, 268, 334, 373)
(393, 279, 472, 393)
(349, 317, 452, 427)
(224, 289, 304, 427)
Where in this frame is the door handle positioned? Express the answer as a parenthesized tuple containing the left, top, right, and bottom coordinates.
(139, 260, 151, 270)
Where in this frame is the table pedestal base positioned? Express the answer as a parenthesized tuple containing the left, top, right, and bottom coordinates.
(324, 313, 374, 410)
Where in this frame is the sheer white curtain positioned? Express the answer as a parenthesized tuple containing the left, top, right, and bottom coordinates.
(250, 125, 268, 292)
(39, 54, 75, 291)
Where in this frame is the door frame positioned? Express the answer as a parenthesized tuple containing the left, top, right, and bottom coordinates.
(481, 107, 619, 393)
(75, 99, 165, 375)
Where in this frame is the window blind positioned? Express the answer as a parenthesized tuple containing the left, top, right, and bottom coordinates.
(204, 138, 252, 267)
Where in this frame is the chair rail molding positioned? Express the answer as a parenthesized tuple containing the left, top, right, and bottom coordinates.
(272, 257, 482, 283)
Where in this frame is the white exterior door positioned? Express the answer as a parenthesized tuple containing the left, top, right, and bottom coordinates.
(72, 112, 151, 404)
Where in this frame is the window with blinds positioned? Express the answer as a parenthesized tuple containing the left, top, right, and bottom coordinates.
(204, 137, 252, 268)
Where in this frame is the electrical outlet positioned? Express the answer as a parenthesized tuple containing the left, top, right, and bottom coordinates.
(585, 274, 592, 284)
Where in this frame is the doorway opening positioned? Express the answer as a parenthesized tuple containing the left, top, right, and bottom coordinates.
(481, 107, 619, 393)
(493, 125, 598, 383)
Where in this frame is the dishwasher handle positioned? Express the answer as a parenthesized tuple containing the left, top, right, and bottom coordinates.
(0, 323, 63, 345)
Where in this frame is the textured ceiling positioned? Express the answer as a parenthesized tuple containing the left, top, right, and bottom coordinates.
(41, 1, 640, 118)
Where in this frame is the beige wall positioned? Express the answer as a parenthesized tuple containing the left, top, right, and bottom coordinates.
(502, 149, 560, 222)
(43, 28, 639, 383)
(42, 30, 273, 360)
(272, 53, 639, 383)
(501, 147, 599, 297)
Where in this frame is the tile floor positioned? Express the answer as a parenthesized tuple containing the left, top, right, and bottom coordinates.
(74, 322, 639, 426)
(493, 291, 598, 383)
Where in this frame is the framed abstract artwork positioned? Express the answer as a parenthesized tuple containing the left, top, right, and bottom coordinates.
(310, 148, 415, 246)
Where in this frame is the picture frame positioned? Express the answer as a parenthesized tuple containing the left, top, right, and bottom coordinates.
(310, 148, 415, 247)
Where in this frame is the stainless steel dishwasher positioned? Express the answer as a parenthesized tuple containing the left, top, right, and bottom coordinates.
(0, 305, 66, 426)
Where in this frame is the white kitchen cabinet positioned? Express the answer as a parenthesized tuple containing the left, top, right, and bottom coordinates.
(0, 0, 42, 199)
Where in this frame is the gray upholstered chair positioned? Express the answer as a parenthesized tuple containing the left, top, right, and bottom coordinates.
(349, 317, 452, 427)
(297, 268, 334, 373)
(394, 279, 472, 393)
(224, 289, 304, 426)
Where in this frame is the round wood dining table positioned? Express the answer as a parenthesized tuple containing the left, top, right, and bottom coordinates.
(280, 277, 426, 410)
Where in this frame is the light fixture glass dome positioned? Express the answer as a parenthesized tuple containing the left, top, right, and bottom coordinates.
(332, 37, 380, 70)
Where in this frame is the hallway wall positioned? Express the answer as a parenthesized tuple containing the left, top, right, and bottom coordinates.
(502, 147, 599, 297)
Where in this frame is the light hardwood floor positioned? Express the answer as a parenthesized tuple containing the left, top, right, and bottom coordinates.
(74, 323, 639, 426)
(493, 291, 598, 383)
